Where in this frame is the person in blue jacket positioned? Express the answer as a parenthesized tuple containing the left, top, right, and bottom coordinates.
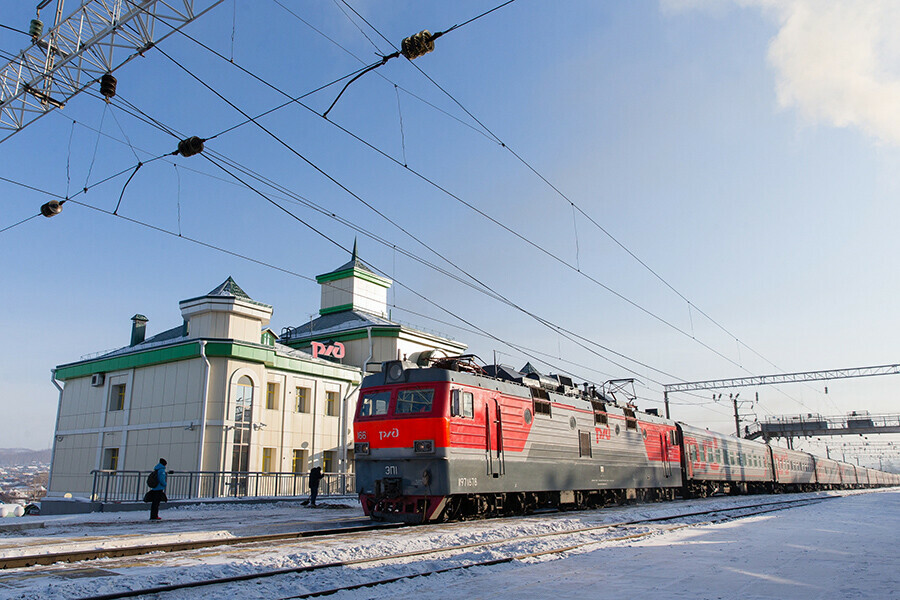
(148, 458, 168, 521)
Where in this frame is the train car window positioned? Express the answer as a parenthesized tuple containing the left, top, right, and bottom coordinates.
(396, 388, 435, 414)
(532, 387, 552, 416)
(358, 391, 391, 417)
(450, 390, 475, 418)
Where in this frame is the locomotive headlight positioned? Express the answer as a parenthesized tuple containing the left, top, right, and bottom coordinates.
(414, 440, 434, 454)
(355, 442, 370, 455)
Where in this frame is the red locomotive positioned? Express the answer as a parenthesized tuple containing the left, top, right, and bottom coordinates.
(353, 356, 898, 522)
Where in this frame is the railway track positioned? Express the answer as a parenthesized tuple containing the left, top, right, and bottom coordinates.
(0, 521, 406, 569)
(62, 495, 833, 600)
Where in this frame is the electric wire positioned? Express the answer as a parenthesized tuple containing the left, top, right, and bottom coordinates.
(0, 212, 41, 234)
(165, 12, 753, 378)
(270, 0, 495, 143)
(3, 11, 764, 422)
(114, 53, 692, 389)
(149, 24, 727, 383)
(0, 163, 731, 419)
(0, 22, 29, 37)
(334, 0, 802, 415)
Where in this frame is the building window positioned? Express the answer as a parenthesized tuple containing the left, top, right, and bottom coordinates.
(103, 448, 119, 470)
(109, 384, 126, 411)
(326, 390, 339, 417)
(323, 450, 337, 473)
(262, 447, 275, 473)
(292, 449, 308, 474)
(266, 382, 280, 410)
(231, 375, 253, 473)
(295, 387, 311, 413)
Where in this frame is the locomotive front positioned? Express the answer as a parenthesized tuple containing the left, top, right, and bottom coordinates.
(353, 360, 454, 523)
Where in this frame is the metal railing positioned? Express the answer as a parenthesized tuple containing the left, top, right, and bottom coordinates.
(90, 470, 355, 503)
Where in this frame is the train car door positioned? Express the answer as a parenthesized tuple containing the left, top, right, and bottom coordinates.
(484, 398, 505, 477)
(660, 432, 672, 478)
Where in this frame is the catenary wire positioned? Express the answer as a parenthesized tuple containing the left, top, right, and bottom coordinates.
(113, 52, 696, 389)
(12, 35, 768, 420)
(151, 23, 749, 382)
(334, 0, 802, 414)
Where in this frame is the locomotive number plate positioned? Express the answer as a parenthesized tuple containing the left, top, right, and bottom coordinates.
(458, 477, 478, 487)
(385, 465, 399, 475)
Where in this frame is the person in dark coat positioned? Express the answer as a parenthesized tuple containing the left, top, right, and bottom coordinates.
(148, 458, 168, 520)
(303, 466, 323, 507)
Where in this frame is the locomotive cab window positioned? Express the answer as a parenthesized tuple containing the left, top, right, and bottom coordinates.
(359, 391, 391, 417)
(451, 390, 474, 418)
(396, 388, 435, 414)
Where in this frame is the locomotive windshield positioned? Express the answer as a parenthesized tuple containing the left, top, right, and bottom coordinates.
(359, 391, 391, 416)
(395, 388, 435, 414)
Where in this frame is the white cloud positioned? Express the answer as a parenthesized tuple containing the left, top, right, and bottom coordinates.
(663, 0, 900, 145)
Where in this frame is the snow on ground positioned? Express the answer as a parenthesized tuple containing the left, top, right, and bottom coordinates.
(0, 489, 897, 599)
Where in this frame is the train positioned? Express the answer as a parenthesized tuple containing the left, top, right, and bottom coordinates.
(352, 355, 899, 523)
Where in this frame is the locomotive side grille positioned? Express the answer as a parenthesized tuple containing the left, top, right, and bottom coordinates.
(532, 387, 552, 416)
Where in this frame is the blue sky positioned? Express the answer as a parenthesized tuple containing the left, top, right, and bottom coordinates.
(2, 1, 898, 461)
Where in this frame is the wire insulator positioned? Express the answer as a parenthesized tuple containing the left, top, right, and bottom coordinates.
(29, 19, 43, 40)
(401, 30, 435, 60)
(177, 136, 205, 157)
(40, 200, 62, 218)
(100, 73, 117, 100)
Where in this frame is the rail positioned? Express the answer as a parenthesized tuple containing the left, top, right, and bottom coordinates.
(89, 470, 355, 503)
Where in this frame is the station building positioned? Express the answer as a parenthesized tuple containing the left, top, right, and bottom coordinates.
(47, 249, 466, 500)
(280, 243, 467, 369)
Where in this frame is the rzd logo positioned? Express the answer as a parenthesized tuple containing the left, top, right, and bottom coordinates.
(311, 341, 345, 359)
(379, 428, 399, 441)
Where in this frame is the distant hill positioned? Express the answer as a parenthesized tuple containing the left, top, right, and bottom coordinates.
(0, 448, 52, 467)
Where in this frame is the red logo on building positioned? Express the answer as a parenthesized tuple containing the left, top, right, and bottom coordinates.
(311, 341, 345, 359)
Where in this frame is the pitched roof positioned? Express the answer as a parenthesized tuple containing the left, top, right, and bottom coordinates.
(208, 276, 252, 300)
(180, 276, 272, 309)
(281, 310, 399, 342)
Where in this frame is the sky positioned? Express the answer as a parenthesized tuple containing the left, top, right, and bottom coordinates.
(1, 1, 899, 457)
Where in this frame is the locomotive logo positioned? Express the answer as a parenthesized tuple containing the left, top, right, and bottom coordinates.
(595, 428, 611, 442)
(311, 341, 345, 359)
(379, 428, 400, 441)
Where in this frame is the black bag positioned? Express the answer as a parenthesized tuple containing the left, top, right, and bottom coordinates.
(147, 470, 159, 489)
